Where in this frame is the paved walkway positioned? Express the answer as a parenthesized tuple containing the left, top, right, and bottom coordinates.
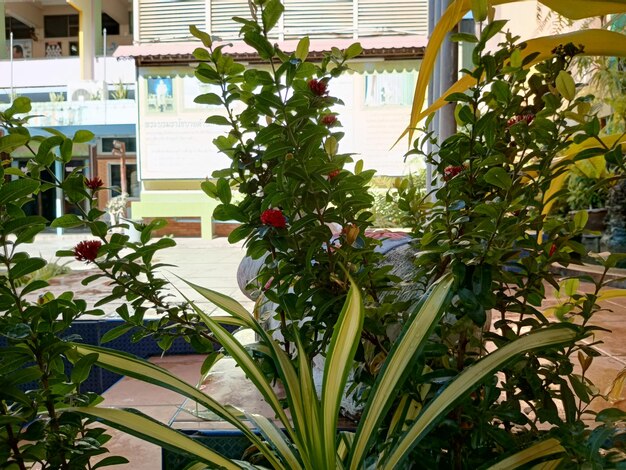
(19, 234, 626, 467)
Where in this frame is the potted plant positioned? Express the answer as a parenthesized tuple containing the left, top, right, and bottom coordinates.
(566, 174, 609, 231)
(73, 5, 626, 468)
(3, 0, 626, 468)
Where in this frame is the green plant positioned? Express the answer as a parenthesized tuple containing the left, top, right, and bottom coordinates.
(73, 273, 605, 469)
(566, 174, 608, 210)
(190, 1, 399, 366)
(109, 81, 128, 100)
(394, 16, 626, 467)
(0, 98, 126, 469)
(49, 92, 65, 103)
(369, 171, 426, 228)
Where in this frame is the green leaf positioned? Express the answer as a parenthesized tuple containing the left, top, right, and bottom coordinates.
(484, 438, 565, 469)
(193, 47, 211, 60)
(73, 130, 95, 143)
(381, 326, 578, 469)
(51, 214, 84, 229)
(227, 225, 251, 244)
(471, 0, 489, 22)
(205, 115, 231, 126)
(451, 33, 479, 43)
(484, 167, 512, 190)
(295, 37, 310, 61)
(0, 133, 29, 153)
(216, 178, 232, 204)
(213, 204, 245, 222)
(573, 210, 588, 231)
(245, 412, 302, 470)
(11, 257, 46, 279)
(60, 138, 73, 163)
(9, 96, 32, 115)
(349, 274, 453, 469)
(73, 407, 240, 469)
(322, 278, 364, 469)
(74, 344, 283, 469)
(262, 0, 284, 33)
(344, 42, 363, 59)
(189, 25, 212, 48)
(20, 280, 49, 296)
(71, 353, 99, 384)
(201, 180, 218, 198)
(555, 70, 576, 101)
(194, 93, 222, 105)
(100, 324, 133, 344)
(92, 456, 130, 469)
(36, 135, 63, 165)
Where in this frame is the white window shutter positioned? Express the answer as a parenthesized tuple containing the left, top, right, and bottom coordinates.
(139, 0, 206, 42)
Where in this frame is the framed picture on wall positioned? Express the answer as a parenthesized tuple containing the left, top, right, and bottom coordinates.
(9, 39, 33, 59)
(45, 42, 62, 57)
(146, 77, 175, 113)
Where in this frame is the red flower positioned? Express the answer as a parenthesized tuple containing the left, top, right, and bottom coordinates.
(443, 165, 464, 181)
(321, 114, 337, 126)
(308, 79, 328, 96)
(328, 169, 341, 180)
(549, 244, 557, 257)
(507, 114, 534, 127)
(73, 240, 102, 263)
(85, 176, 104, 190)
(260, 209, 287, 229)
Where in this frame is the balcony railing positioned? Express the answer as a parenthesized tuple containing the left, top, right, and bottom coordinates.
(0, 56, 135, 88)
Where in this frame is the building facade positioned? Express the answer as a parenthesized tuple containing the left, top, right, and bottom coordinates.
(117, 0, 428, 237)
(0, 0, 136, 224)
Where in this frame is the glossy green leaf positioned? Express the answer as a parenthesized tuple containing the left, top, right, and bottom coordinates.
(484, 437, 564, 469)
(73, 344, 284, 469)
(262, 0, 284, 33)
(194, 93, 222, 105)
(245, 412, 302, 470)
(73, 407, 240, 470)
(382, 326, 578, 469)
(189, 25, 212, 48)
(73, 130, 94, 143)
(295, 37, 310, 61)
(349, 274, 453, 469)
(0, 178, 39, 205)
(0, 133, 29, 153)
(51, 214, 84, 229)
(484, 167, 512, 190)
(11, 257, 46, 280)
(322, 278, 363, 469)
(555, 70, 576, 101)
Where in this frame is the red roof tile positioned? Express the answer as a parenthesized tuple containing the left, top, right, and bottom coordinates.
(114, 36, 426, 65)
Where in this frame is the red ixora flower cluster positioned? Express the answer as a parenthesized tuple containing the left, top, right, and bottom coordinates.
(443, 165, 464, 181)
(85, 176, 104, 190)
(260, 209, 287, 229)
(321, 114, 337, 126)
(73, 240, 102, 263)
(506, 114, 535, 127)
(328, 169, 341, 180)
(308, 79, 328, 96)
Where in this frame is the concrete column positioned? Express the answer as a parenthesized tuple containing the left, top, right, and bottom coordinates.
(67, 0, 99, 80)
(0, 1, 7, 60)
(437, 0, 458, 144)
(94, 0, 102, 54)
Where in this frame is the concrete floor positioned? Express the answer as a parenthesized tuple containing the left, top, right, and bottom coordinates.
(21, 234, 626, 467)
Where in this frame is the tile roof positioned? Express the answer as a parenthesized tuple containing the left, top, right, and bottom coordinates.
(114, 35, 427, 65)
